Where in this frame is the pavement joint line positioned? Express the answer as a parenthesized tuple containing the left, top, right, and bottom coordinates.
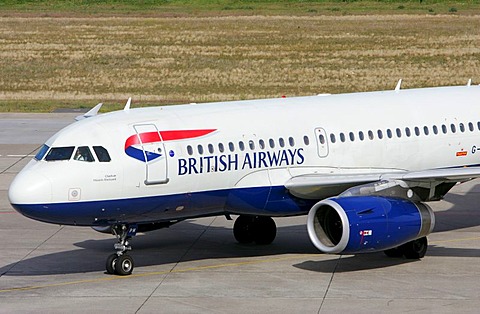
(135, 218, 216, 313)
(0, 146, 40, 175)
(318, 254, 341, 314)
(0, 254, 317, 294)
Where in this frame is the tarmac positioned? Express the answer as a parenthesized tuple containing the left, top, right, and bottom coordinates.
(0, 113, 479, 313)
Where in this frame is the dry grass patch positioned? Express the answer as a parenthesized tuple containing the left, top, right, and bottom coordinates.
(0, 15, 479, 111)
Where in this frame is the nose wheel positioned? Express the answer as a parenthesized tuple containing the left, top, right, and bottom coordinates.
(106, 224, 137, 276)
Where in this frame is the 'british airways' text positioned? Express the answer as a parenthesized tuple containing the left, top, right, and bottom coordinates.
(178, 148, 305, 175)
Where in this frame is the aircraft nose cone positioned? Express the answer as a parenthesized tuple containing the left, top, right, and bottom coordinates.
(8, 170, 52, 215)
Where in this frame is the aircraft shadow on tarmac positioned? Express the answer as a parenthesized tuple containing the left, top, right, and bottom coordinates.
(1, 210, 479, 277)
(1, 182, 479, 277)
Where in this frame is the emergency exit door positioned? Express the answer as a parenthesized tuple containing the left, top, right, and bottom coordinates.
(314, 127, 329, 158)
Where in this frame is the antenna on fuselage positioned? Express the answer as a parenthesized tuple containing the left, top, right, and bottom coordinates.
(75, 102, 103, 121)
(467, 78, 472, 87)
(124, 97, 132, 111)
(394, 79, 402, 92)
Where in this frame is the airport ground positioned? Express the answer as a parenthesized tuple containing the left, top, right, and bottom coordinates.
(1, 2, 480, 312)
(0, 113, 479, 313)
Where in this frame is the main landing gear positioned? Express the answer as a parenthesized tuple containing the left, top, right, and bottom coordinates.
(106, 224, 137, 276)
(384, 236, 428, 259)
(233, 215, 277, 245)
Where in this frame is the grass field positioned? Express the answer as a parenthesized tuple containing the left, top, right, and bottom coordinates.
(0, 2, 479, 112)
(1, 1, 479, 16)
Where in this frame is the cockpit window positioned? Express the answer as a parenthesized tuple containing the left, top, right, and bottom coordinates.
(45, 146, 75, 161)
(93, 146, 111, 162)
(74, 146, 95, 162)
(34, 144, 50, 161)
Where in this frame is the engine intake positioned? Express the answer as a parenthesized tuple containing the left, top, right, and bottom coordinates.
(307, 196, 434, 254)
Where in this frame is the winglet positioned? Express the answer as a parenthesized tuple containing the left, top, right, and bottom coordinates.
(467, 78, 472, 87)
(124, 97, 132, 111)
(75, 103, 103, 121)
(395, 79, 402, 92)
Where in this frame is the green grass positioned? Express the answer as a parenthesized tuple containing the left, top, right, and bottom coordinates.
(0, 0, 479, 16)
(0, 100, 162, 113)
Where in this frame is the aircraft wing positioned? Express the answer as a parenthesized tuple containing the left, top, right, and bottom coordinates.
(389, 167, 480, 182)
(285, 166, 480, 200)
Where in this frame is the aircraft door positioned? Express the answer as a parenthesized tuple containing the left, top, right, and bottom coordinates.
(133, 124, 169, 185)
(314, 127, 329, 158)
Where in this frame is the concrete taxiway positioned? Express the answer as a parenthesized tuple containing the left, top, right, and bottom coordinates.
(0, 113, 479, 313)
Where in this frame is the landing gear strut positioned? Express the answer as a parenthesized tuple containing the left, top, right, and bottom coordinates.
(384, 236, 428, 259)
(233, 215, 277, 245)
(106, 224, 137, 276)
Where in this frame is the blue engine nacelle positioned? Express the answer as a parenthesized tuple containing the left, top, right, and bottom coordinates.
(306, 196, 435, 254)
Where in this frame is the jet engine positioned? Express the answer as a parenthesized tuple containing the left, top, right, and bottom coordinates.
(307, 196, 434, 254)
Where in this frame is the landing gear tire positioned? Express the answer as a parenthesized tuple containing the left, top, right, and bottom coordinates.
(400, 236, 428, 259)
(253, 216, 276, 245)
(106, 253, 118, 274)
(105, 224, 136, 276)
(233, 215, 277, 245)
(233, 216, 255, 244)
(115, 254, 134, 276)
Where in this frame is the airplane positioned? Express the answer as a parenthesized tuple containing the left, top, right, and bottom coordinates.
(8, 80, 480, 276)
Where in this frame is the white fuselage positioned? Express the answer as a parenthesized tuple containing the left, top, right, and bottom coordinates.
(8, 85, 480, 226)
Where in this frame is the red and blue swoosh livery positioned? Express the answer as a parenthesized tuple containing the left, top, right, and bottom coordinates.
(124, 129, 216, 162)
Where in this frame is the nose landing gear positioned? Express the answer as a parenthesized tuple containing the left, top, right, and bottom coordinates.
(105, 224, 137, 276)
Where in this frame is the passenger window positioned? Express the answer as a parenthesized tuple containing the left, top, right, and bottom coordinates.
(368, 130, 374, 140)
(359, 131, 364, 141)
(239, 141, 245, 151)
(423, 126, 429, 136)
(340, 133, 346, 142)
(208, 144, 214, 154)
(414, 127, 420, 136)
(405, 127, 411, 137)
(35, 144, 50, 161)
(228, 142, 235, 152)
(45, 146, 75, 161)
(74, 146, 94, 162)
(349, 132, 355, 141)
(459, 123, 465, 132)
(269, 139, 275, 148)
(451, 124, 456, 133)
(386, 129, 392, 139)
(477, 122, 480, 131)
(279, 138, 285, 148)
(469, 122, 474, 132)
(377, 130, 383, 139)
(187, 145, 193, 155)
(330, 134, 336, 144)
(249, 140, 255, 150)
(319, 134, 326, 144)
(218, 143, 225, 153)
(288, 137, 295, 146)
(259, 139, 266, 149)
(303, 136, 310, 145)
(93, 146, 111, 162)
(432, 125, 438, 135)
(396, 128, 401, 138)
(442, 125, 447, 134)
(197, 145, 204, 155)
